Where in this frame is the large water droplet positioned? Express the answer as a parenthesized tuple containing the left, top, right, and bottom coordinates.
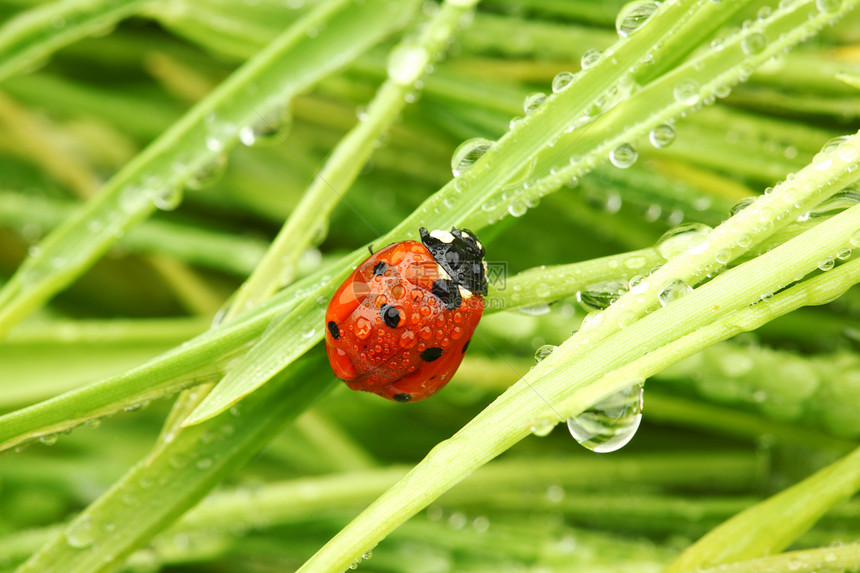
(534, 345, 557, 362)
(577, 280, 629, 311)
(657, 279, 692, 306)
(648, 124, 675, 148)
(239, 103, 291, 147)
(152, 186, 183, 211)
(523, 92, 546, 115)
(741, 32, 767, 54)
(185, 153, 227, 190)
(673, 79, 700, 106)
(552, 71, 576, 93)
(656, 223, 712, 259)
(65, 515, 96, 548)
(567, 382, 643, 452)
(730, 196, 758, 216)
(530, 417, 556, 437)
(580, 49, 602, 70)
(808, 189, 860, 218)
(451, 138, 494, 177)
(616, 1, 659, 37)
(609, 143, 638, 168)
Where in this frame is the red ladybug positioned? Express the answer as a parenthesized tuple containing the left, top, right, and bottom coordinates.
(325, 227, 487, 402)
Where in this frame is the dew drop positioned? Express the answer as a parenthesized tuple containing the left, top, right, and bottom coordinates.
(185, 153, 227, 190)
(577, 280, 629, 311)
(741, 32, 767, 55)
(552, 71, 576, 93)
(508, 200, 528, 217)
(523, 92, 547, 115)
(152, 186, 183, 211)
(609, 143, 638, 168)
(238, 103, 291, 147)
(656, 223, 712, 259)
(836, 248, 852, 260)
(808, 189, 860, 218)
(65, 516, 96, 548)
(730, 196, 757, 216)
(567, 382, 644, 452)
(673, 79, 700, 106)
(616, 1, 659, 37)
(580, 48, 602, 70)
(529, 417, 556, 437)
(534, 345, 557, 362)
(818, 258, 835, 271)
(451, 138, 494, 177)
(648, 124, 675, 148)
(816, 0, 842, 12)
(657, 279, 692, 306)
(40, 434, 59, 446)
(628, 275, 649, 294)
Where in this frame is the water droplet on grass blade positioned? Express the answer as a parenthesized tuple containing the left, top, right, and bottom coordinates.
(523, 92, 546, 115)
(552, 71, 575, 93)
(657, 279, 692, 306)
(609, 144, 637, 168)
(567, 382, 643, 452)
(616, 1, 659, 37)
(451, 138, 494, 177)
(534, 345, 557, 362)
(648, 124, 675, 148)
(65, 516, 95, 548)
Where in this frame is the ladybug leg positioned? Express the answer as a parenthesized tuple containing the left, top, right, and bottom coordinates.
(367, 245, 374, 255)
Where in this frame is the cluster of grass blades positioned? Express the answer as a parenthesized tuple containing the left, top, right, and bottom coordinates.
(1, 0, 860, 571)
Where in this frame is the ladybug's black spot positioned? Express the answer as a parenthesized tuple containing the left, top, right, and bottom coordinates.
(381, 304, 401, 328)
(431, 279, 462, 310)
(462, 340, 470, 353)
(373, 262, 386, 276)
(327, 321, 340, 340)
(393, 393, 412, 402)
(420, 347, 443, 362)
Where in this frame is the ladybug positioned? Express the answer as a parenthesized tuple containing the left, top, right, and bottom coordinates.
(325, 227, 488, 402)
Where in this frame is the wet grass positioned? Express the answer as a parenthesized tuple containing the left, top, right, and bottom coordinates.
(0, 0, 860, 571)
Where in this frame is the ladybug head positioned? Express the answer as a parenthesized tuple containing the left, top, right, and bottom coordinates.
(419, 227, 488, 296)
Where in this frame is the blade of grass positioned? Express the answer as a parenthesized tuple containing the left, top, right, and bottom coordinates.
(296, 206, 860, 571)
(667, 445, 860, 571)
(0, 0, 418, 339)
(0, 0, 150, 83)
(183, 0, 752, 424)
(16, 354, 335, 573)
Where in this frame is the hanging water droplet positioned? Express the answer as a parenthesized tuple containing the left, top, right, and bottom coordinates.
(741, 32, 767, 54)
(239, 103, 291, 147)
(730, 196, 757, 216)
(808, 189, 860, 218)
(508, 200, 528, 217)
(656, 223, 713, 259)
(387, 43, 429, 86)
(185, 153, 227, 190)
(580, 48, 602, 70)
(673, 79, 701, 106)
(577, 280, 629, 311)
(648, 124, 675, 148)
(552, 71, 576, 93)
(65, 515, 96, 548)
(657, 279, 692, 306)
(152, 185, 183, 211)
(609, 143, 638, 168)
(816, 0, 842, 12)
(534, 345, 557, 362)
(529, 417, 556, 437)
(616, 1, 659, 37)
(40, 434, 59, 446)
(523, 92, 547, 115)
(451, 138, 494, 177)
(567, 382, 643, 452)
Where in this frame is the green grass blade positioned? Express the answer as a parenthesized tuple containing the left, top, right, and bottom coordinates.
(0, 0, 150, 83)
(667, 445, 860, 571)
(16, 354, 334, 573)
(0, 0, 416, 339)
